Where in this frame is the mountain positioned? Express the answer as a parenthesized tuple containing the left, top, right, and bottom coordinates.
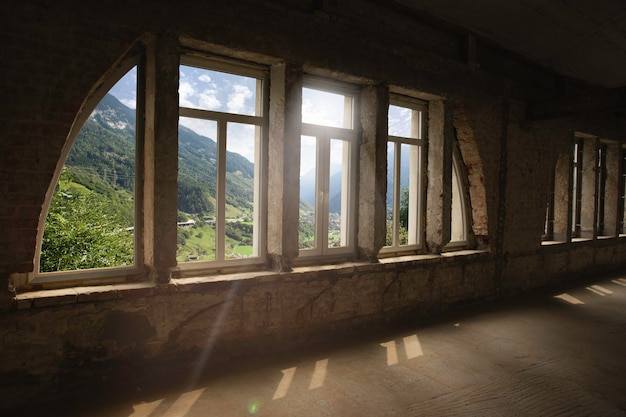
(67, 93, 255, 216)
(299, 164, 345, 214)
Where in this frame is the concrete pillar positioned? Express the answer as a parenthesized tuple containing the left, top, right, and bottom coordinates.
(552, 153, 572, 242)
(357, 84, 388, 261)
(426, 99, 452, 252)
(143, 34, 179, 283)
(267, 62, 302, 271)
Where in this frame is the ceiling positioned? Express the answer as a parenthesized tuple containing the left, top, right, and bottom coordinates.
(394, 0, 626, 90)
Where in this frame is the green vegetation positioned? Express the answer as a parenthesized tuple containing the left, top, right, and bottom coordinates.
(386, 188, 410, 246)
(40, 169, 134, 272)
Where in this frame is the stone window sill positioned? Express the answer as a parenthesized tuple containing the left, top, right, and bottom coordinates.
(14, 249, 490, 310)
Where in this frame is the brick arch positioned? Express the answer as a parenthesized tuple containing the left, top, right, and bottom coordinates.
(452, 102, 489, 242)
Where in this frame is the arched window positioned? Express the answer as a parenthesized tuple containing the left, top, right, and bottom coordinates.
(450, 153, 469, 244)
(36, 61, 140, 279)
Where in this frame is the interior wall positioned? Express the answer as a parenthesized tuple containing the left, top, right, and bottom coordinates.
(1, 0, 626, 409)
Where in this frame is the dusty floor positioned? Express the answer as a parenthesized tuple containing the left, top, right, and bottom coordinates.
(10, 273, 626, 416)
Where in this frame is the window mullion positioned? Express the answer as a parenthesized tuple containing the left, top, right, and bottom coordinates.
(216, 120, 227, 261)
(319, 133, 330, 251)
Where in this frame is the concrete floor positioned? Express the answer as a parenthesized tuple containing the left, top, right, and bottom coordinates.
(13, 273, 626, 416)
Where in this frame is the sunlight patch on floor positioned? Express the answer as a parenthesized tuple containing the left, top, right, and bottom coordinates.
(554, 293, 585, 305)
(612, 278, 626, 287)
(130, 399, 164, 417)
(273, 367, 297, 400)
(308, 359, 328, 390)
(586, 285, 613, 296)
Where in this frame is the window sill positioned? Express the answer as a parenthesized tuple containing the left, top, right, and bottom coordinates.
(541, 240, 566, 246)
(14, 250, 490, 310)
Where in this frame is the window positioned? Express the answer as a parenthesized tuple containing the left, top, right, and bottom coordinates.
(596, 142, 608, 235)
(299, 80, 358, 257)
(544, 134, 625, 245)
(450, 154, 468, 243)
(37, 64, 140, 277)
(571, 138, 583, 238)
(617, 148, 626, 235)
(31, 42, 480, 288)
(177, 56, 267, 267)
(383, 96, 425, 251)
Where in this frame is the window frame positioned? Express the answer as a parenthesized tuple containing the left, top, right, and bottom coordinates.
(380, 94, 427, 255)
(571, 137, 584, 238)
(620, 147, 626, 236)
(175, 54, 269, 273)
(595, 141, 608, 235)
(447, 152, 470, 247)
(298, 77, 359, 259)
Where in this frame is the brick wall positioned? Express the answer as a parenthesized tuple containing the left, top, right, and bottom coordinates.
(1, 0, 626, 409)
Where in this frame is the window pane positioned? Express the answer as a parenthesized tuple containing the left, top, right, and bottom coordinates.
(177, 117, 218, 263)
(451, 160, 465, 242)
(401, 143, 419, 245)
(386, 141, 396, 246)
(622, 149, 626, 234)
(328, 139, 348, 248)
(299, 135, 317, 249)
(302, 87, 353, 128)
(389, 105, 412, 138)
(179, 65, 259, 116)
(572, 140, 583, 235)
(40, 67, 137, 272)
(225, 122, 258, 259)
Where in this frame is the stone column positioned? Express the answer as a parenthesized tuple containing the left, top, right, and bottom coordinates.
(425, 99, 453, 252)
(357, 84, 388, 261)
(267, 62, 302, 271)
(552, 153, 571, 242)
(602, 142, 621, 236)
(143, 34, 179, 283)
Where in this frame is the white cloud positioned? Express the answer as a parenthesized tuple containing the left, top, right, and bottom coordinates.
(198, 74, 212, 83)
(227, 84, 254, 114)
(226, 123, 256, 162)
(119, 98, 136, 109)
(302, 88, 346, 128)
(198, 89, 221, 110)
(178, 81, 197, 108)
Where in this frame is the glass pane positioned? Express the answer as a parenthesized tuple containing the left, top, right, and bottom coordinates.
(225, 122, 257, 259)
(389, 104, 421, 139)
(399, 143, 413, 246)
(302, 87, 353, 128)
(179, 65, 259, 116)
(451, 161, 465, 242)
(299, 135, 317, 249)
(328, 139, 348, 248)
(40, 67, 137, 272)
(386, 141, 396, 246)
(177, 117, 218, 263)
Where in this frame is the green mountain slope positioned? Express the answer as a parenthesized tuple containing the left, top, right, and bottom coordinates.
(68, 93, 255, 216)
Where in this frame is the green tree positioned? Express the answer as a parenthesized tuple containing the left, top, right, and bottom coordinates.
(40, 191, 134, 272)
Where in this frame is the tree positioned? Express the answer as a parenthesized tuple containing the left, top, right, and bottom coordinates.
(40, 190, 134, 272)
